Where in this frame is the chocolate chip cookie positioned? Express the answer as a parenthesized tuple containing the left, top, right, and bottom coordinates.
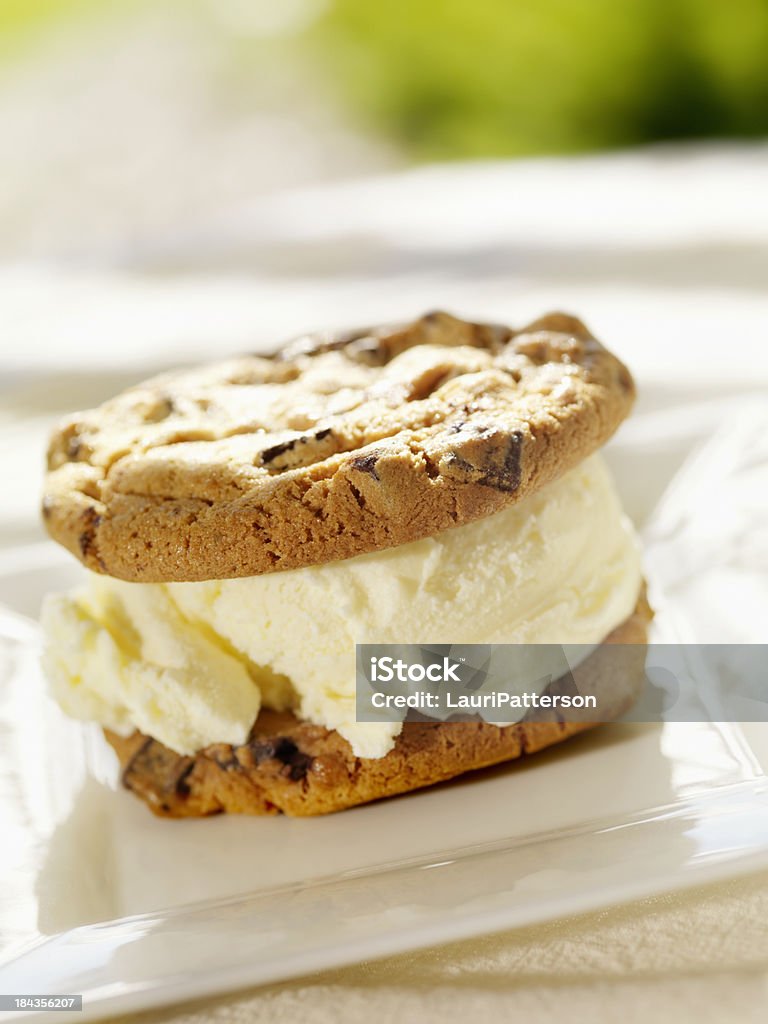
(43, 310, 634, 582)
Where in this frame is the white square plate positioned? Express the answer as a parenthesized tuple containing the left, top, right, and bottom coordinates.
(1, 405, 767, 1023)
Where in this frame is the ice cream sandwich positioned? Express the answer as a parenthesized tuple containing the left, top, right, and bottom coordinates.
(41, 311, 651, 816)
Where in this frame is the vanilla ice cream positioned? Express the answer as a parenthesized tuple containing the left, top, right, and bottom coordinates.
(42, 454, 642, 758)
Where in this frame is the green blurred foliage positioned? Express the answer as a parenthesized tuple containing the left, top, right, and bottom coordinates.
(0, 0, 127, 60)
(310, 0, 768, 156)
(2, 0, 766, 158)
(0, 0, 97, 37)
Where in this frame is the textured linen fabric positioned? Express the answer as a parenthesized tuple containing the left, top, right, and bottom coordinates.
(119, 870, 768, 1024)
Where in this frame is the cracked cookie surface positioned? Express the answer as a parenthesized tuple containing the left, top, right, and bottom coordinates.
(43, 310, 635, 582)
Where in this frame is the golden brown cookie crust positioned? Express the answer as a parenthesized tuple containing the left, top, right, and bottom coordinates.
(105, 590, 652, 817)
(43, 311, 634, 582)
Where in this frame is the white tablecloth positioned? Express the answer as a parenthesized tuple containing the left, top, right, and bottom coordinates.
(121, 871, 768, 1024)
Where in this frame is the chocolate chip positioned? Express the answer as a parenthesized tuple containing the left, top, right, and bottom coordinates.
(482, 430, 523, 492)
(121, 736, 154, 786)
(277, 327, 372, 361)
(282, 748, 313, 782)
(121, 737, 195, 801)
(78, 506, 102, 559)
(350, 451, 380, 479)
(173, 761, 195, 797)
(443, 451, 474, 476)
(260, 438, 298, 464)
(442, 429, 523, 493)
(260, 427, 333, 466)
(249, 737, 313, 781)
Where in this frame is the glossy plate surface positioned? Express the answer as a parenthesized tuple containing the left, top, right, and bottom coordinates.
(1, 400, 767, 1023)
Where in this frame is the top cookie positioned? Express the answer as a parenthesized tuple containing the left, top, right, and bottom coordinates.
(43, 311, 635, 583)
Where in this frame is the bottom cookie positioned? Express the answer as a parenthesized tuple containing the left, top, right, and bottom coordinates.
(106, 591, 652, 817)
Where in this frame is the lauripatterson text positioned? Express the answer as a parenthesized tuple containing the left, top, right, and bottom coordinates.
(369, 691, 597, 710)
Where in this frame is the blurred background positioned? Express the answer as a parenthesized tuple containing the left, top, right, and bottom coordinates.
(0, 0, 767, 551)
(2, 0, 768, 259)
